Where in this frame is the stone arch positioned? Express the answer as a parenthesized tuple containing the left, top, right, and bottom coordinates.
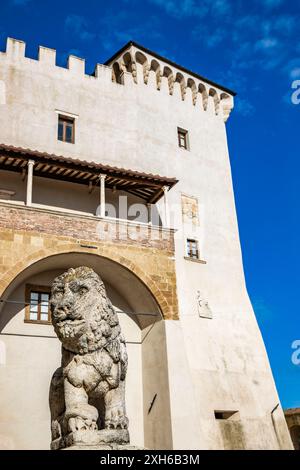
(0, 245, 174, 320)
(149, 59, 161, 90)
(112, 61, 124, 85)
(0, 250, 173, 450)
(220, 92, 230, 100)
(198, 83, 208, 111)
(174, 72, 186, 100)
(163, 66, 174, 95)
(187, 78, 197, 105)
(209, 88, 220, 115)
(122, 51, 137, 83)
(135, 51, 149, 84)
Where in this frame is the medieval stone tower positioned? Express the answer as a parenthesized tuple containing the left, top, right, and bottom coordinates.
(0, 38, 293, 449)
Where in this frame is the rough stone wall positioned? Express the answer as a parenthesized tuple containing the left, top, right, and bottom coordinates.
(0, 203, 178, 320)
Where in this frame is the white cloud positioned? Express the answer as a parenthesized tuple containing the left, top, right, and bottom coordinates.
(261, 0, 284, 8)
(234, 96, 255, 117)
(290, 68, 300, 79)
(65, 14, 95, 42)
(206, 28, 227, 47)
(12, 0, 31, 4)
(274, 15, 296, 35)
(284, 59, 300, 79)
(256, 37, 279, 50)
(97, 12, 163, 56)
(262, 55, 285, 70)
(260, 15, 295, 37)
(211, 0, 232, 16)
(149, 0, 232, 19)
(235, 15, 259, 32)
(192, 24, 228, 47)
(260, 20, 273, 36)
(149, 0, 197, 18)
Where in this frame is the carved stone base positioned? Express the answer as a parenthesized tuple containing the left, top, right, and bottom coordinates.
(63, 444, 144, 450)
(51, 429, 130, 450)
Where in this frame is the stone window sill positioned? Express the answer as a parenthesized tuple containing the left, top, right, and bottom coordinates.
(24, 320, 52, 326)
(184, 257, 207, 264)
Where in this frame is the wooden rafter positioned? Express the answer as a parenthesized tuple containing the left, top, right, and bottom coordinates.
(0, 144, 178, 203)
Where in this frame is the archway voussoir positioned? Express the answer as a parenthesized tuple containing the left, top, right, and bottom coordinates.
(0, 246, 178, 320)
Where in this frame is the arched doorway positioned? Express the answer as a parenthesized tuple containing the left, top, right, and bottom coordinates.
(0, 252, 172, 450)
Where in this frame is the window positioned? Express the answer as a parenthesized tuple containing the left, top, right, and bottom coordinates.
(25, 284, 51, 324)
(214, 411, 244, 450)
(58, 115, 75, 144)
(178, 127, 189, 150)
(214, 411, 239, 420)
(186, 238, 199, 260)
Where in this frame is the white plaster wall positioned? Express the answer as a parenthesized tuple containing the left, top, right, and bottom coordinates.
(0, 41, 293, 449)
(142, 320, 173, 450)
(0, 80, 5, 105)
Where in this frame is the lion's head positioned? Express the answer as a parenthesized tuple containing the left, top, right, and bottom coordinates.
(50, 267, 120, 355)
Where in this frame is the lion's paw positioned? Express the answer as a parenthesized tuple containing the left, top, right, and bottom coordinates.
(68, 416, 98, 433)
(105, 408, 129, 430)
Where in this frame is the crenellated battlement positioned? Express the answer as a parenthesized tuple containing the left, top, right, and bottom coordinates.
(0, 38, 234, 121)
(1, 37, 102, 75)
(105, 41, 235, 122)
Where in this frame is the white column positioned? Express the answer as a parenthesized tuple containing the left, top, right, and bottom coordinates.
(100, 174, 106, 218)
(163, 186, 170, 228)
(26, 159, 35, 206)
(147, 203, 152, 225)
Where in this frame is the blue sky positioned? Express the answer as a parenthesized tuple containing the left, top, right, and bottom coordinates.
(0, 0, 299, 408)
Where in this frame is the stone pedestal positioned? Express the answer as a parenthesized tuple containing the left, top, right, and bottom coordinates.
(63, 445, 144, 450)
(52, 429, 130, 450)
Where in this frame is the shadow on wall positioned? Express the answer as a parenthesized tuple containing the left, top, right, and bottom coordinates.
(290, 426, 300, 450)
(218, 421, 246, 450)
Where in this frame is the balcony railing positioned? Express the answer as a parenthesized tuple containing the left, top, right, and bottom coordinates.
(0, 143, 178, 229)
(0, 200, 175, 252)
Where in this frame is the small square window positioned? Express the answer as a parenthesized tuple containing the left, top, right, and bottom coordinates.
(25, 284, 51, 324)
(214, 411, 239, 420)
(178, 127, 189, 150)
(186, 238, 199, 260)
(58, 115, 75, 144)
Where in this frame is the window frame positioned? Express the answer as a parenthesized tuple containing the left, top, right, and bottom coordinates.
(186, 238, 199, 260)
(58, 114, 75, 144)
(177, 127, 189, 150)
(24, 284, 52, 325)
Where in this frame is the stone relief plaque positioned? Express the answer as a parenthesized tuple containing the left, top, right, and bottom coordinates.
(197, 290, 212, 319)
(181, 194, 199, 226)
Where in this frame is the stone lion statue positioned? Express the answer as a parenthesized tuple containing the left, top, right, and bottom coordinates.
(49, 267, 129, 449)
